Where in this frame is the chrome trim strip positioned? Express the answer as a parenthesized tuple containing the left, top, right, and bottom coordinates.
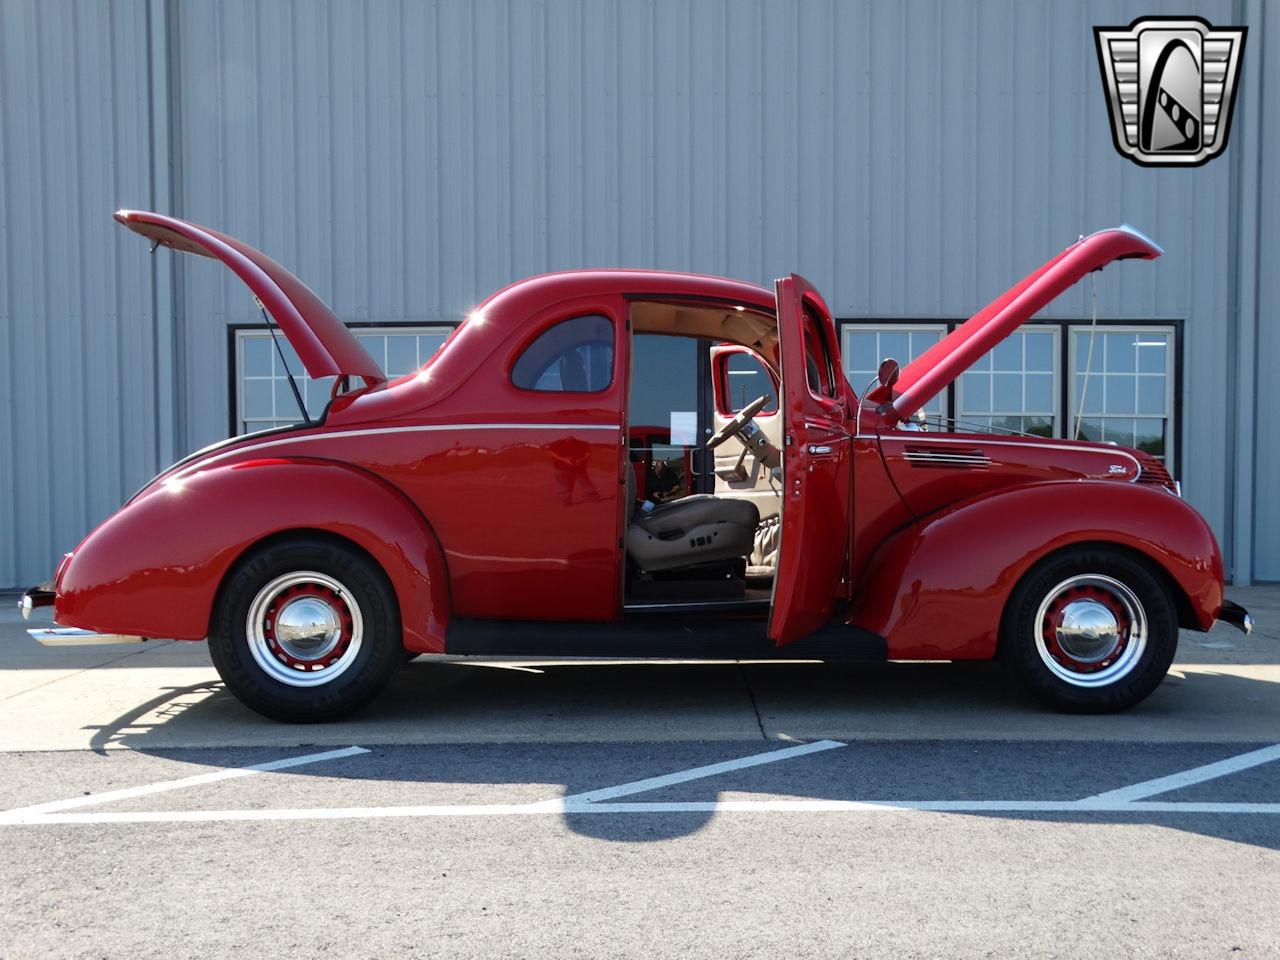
(906, 464, 991, 469)
(902, 457, 991, 463)
(176, 422, 623, 476)
(901, 455, 988, 463)
(902, 455, 992, 461)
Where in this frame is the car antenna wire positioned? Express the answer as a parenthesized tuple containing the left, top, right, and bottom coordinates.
(255, 296, 312, 426)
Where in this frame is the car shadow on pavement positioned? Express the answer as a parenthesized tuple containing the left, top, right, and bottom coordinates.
(67, 659, 1280, 849)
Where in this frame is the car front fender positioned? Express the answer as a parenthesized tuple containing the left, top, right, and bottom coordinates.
(54, 457, 450, 653)
(850, 481, 1224, 660)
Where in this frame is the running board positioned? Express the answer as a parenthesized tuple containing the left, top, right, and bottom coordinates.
(623, 598, 771, 615)
(28, 628, 149, 647)
(445, 617, 886, 660)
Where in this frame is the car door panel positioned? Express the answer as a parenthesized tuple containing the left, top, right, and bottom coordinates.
(768, 276, 854, 645)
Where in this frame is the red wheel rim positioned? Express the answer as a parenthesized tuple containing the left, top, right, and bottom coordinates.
(262, 583, 353, 671)
(1041, 583, 1131, 673)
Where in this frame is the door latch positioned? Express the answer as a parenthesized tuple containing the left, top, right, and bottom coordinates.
(808, 444, 833, 455)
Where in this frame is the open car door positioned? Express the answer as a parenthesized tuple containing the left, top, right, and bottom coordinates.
(768, 276, 854, 645)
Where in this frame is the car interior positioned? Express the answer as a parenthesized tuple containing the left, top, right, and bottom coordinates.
(623, 301, 786, 609)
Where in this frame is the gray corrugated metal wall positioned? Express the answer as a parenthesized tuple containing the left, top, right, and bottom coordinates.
(1248, 0, 1279, 578)
(0, 0, 1272, 587)
(0, 0, 160, 588)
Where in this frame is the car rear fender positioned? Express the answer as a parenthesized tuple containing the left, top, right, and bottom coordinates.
(850, 480, 1223, 660)
(53, 458, 450, 653)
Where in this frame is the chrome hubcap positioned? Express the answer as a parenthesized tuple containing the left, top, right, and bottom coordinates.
(1034, 574, 1147, 688)
(1055, 599, 1121, 663)
(274, 596, 342, 660)
(246, 572, 363, 687)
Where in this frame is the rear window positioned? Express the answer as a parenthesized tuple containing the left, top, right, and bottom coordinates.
(511, 314, 615, 393)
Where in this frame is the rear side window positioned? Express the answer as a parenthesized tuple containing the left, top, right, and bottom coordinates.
(511, 314, 615, 393)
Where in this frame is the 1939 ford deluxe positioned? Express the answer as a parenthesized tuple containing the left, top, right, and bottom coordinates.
(20, 211, 1252, 721)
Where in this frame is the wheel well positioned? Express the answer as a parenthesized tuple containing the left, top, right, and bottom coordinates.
(212, 528, 396, 626)
(1014, 540, 1199, 630)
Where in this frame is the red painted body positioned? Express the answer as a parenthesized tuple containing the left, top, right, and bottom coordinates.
(41, 214, 1231, 662)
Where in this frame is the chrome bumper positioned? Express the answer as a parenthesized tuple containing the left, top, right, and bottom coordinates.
(28, 628, 148, 647)
(18, 586, 55, 621)
(21, 584, 149, 645)
(1218, 600, 1254, 635)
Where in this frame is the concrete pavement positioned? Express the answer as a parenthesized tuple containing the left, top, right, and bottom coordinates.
(1, 585, 1277, 751)
(2, 737, 1278, 959)
(3, 587, 1277, 960)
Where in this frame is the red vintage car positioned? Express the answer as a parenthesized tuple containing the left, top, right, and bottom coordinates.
(21, 211, 1252, 721)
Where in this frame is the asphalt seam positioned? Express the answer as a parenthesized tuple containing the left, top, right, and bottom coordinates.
(737, 661, 767, 740)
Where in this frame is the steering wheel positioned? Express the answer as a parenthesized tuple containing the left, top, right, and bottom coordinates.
(706, 394, 770, 450)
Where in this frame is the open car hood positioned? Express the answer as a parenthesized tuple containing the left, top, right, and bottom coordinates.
(890, 225, 1162, 419)
(115, 210, 385, 384)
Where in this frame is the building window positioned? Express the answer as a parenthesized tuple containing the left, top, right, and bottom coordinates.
(838, 319, 1178, 471)
(842, 323, 948, 418)
(1069, 326, 1175, 464)
(233, 325, 455, 434)
(957, 327, 1059, 438)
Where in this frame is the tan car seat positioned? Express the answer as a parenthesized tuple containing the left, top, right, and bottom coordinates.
(624, 466, 760, 573)
(746, 515, 781, 579)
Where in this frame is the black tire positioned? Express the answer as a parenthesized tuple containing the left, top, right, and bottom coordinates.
(209, 536, 403, 722)
(999, 546, 1178, 713)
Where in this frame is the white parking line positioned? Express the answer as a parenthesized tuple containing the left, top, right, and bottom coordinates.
(579, 800, 1280, 815)
(4, 798, 1280, 826)
(1083, 743, 1280, 804)
(561, 739, 846, 804)
(2, 741, 1278, 828)
(7, 746, 370, 816)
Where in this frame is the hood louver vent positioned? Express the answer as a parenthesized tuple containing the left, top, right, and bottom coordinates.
(902, 446, 992, 470)
(1136, 457, 1177, 492)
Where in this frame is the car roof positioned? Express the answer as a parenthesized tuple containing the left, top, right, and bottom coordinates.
(476, 269, 777, 320)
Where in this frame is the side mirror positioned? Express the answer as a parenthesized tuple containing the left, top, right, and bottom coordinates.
(877, 357, 900, 390)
